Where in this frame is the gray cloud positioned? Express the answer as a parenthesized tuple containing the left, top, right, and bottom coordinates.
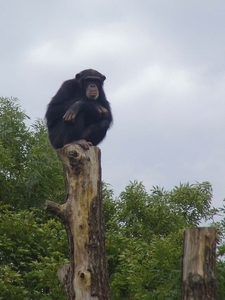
(1, 0, 225, 206)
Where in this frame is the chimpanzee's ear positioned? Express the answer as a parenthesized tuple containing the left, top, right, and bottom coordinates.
(75, 73, 81, 81)
(102, 75, 106, 81)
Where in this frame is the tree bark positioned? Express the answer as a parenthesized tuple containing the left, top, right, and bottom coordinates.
(44, 144, 110, 300)
(182, 227, 217, 300)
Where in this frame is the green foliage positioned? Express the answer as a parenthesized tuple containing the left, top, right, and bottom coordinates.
(0, 97, 64, 208)
(0, 205, 67, 299)
(1, 97, 225, 299)
(211, 202, 225, 299)
(103, 181, 219, 299)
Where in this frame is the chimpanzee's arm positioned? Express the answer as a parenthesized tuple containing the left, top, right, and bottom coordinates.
(45, 79, 81, 127)
(63, 99, 109, 123)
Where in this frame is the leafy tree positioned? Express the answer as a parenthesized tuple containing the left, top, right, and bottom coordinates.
(104, 181, 218, 299)
(0, 205, 67, 299)
(0, 97, 64, 209)
(0, 97, 67, 298)
(212, 203, 225, 299)
(1, 97, 225, 299)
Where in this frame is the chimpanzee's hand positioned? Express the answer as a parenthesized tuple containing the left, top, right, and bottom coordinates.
(63, 103, 80, 123)
(95, 103, 108, 119)
(63, 101, 109, 123)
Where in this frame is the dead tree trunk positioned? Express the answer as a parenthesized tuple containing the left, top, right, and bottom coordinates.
(44, 144, 110, 300)
(182, 227, 217, 300)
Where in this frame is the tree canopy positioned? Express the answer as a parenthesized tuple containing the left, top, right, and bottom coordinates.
(0, 97, 225, 299)
(0, 97, 64, 209)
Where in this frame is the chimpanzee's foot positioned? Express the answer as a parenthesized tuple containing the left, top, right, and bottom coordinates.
(72, 139, 93, 150)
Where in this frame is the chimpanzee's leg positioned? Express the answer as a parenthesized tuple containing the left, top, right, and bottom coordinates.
(81, 120, 110, 146)
(48, 113, 86, 149)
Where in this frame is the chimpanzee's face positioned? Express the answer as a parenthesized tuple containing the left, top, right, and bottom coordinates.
(83, 77, 101, 100)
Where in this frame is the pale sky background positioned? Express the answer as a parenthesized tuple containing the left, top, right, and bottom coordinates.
(1, 0, 225, 208)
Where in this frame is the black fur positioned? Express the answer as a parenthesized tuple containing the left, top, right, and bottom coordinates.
(45, 69, 113, 149)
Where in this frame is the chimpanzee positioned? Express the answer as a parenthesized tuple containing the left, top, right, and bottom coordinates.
(45, 69, 113, 150)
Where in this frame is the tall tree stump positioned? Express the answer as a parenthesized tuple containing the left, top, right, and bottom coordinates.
(44, 144, 110, 300)
(182, 227, 217, 300)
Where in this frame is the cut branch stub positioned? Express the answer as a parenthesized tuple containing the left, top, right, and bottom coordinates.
(182, 227, 216, 300)
(45, 144, 110, 300)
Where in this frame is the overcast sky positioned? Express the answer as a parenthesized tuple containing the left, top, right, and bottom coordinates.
(1, 0, 225, 207)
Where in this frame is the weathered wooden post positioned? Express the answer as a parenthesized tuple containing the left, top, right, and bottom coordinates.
(182, 227, 217, 300)
(44, 144, 110, 300)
